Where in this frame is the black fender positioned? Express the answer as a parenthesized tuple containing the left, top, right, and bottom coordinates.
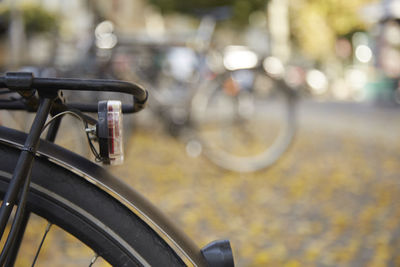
(0, 126, 208, 267)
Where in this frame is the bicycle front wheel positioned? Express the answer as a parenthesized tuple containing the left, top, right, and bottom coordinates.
(190, 70, 297, 172)
(0, 141, 188, 266)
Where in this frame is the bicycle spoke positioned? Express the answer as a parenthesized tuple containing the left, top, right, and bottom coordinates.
(88, 254, 98, 267)
(31, 222, 52, 267)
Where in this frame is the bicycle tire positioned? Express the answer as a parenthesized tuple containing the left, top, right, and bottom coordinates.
(190, 70, 297, 172)
(0, 141, 186, 266)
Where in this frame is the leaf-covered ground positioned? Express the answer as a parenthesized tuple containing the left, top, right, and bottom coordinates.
(10, 100, 400, 266)
(113, 101, 400, 266)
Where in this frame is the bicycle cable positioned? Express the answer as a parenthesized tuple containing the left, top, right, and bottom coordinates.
(41, 110, 103, 162)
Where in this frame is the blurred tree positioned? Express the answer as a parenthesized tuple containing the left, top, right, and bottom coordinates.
(0, 17, 8, 36)
(147, 0, 268, 26)
(0, 5, 10, 37)
(22, 4, 58, 35)
(290, 0, 374, 61)
(0, 3, 59, 37)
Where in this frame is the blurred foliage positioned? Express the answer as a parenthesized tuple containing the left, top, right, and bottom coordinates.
(0, 3, 58, 36)
(0, 7, 8, 36)
(147, 0, 268, 26)
(22, 4, 58, 34)
(290, 0, 374, 61)
(148, 0, 374, 60)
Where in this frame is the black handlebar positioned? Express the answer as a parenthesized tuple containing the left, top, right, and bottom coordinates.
(0, 72, 148, 113)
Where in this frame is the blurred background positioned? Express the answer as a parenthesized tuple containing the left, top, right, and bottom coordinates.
(1, 0, 400, 266)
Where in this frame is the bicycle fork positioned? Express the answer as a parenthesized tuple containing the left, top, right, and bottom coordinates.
(0, 94, 56, 266)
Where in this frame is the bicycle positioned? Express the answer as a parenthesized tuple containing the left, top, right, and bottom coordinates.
(2, 3, 298, 173)
(0, 72, 234, 266)
(100, 18, 298, 173)
(189, 54, 298, 172)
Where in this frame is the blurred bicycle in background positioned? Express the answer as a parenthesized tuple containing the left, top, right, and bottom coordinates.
(90, 13, 303, 172)
(0, 4, 326, 172)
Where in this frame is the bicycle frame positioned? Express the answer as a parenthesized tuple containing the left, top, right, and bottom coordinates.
(0, 96, 53, 265)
